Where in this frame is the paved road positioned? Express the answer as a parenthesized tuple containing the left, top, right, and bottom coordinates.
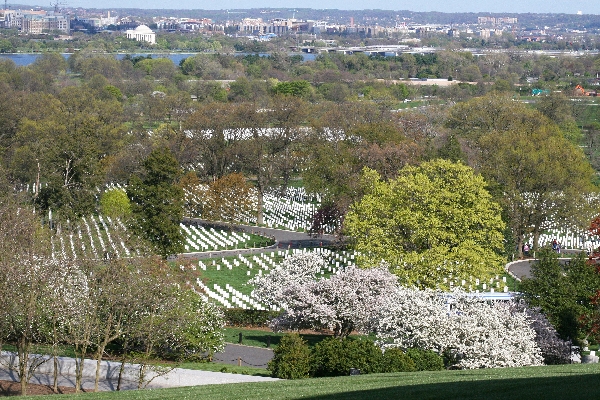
(213, 344, 274, 369)
(507, 251, 585, 281)
(180, 218, 340, 260)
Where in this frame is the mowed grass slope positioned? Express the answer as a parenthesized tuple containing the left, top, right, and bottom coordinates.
(21, 364, 600, 400)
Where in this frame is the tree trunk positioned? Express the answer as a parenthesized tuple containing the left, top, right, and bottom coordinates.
(117, 358, 126, 391)
(117, 340, 129, 391)
(257, 190, 264, 225)
(533, 229, 541, 253)
(516, 235, 524, 259)
(94, 353, 103, 392)
(17, 338, 30, 396)
(52, 322, 59, 393)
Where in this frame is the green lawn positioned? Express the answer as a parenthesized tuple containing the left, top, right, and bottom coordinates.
(223, 327, 375, 349)
(177, 361, 269, 377)
(20, 363, 600, 400)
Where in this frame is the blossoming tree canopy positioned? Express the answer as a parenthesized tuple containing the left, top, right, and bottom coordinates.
(250, 253, 399, 338)
(376, 288, 544, 369)
(344, 159, 506, 289)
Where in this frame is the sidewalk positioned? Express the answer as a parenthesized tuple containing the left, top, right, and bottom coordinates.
(0, 352, 278, 391)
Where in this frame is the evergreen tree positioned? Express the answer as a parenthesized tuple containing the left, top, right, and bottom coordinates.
(127, 147, 184, 258)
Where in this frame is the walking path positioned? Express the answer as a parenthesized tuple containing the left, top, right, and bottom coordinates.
(0, 351, 277, 392)
(506, 250, 586, 281)
(213, 344, 274, 369)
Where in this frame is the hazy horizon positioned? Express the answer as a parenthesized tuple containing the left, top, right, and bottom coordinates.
(8, 0, 600, 15)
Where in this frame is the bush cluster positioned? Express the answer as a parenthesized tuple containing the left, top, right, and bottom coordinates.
(223, 309, 281, 327)
(268, 335, 444, 379)
(268, 334, 311, 379)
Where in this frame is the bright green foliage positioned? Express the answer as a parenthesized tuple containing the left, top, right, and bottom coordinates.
(268, 333, 311, 379)
(272, 80, 312, 98)
(104, 85, 123, 101)
(380, 348, 417, 373)
(99, 189, 131, 220)
(345, 160, 506, 289)
(520, 249, 600, 344)
(127, 148, 184, 258)
(310, 337, 384, 377)
(405, 348, 445, 371)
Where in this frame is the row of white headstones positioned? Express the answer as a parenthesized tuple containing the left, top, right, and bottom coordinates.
(52, 214, 131, 260)
(189, 250, 519, 310)
(191, 247, 357, 310)
(184, 186, 338, 233)
(180, 223, 257, 252)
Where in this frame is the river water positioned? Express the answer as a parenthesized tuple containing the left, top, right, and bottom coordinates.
(0, 52, 317, 66)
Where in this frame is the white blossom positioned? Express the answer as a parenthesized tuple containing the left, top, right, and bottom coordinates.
(376, 287, 544, 369)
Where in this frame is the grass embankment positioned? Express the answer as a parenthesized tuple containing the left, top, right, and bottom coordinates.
(222, 327, 374, 349)
(20, 363, 600, 400)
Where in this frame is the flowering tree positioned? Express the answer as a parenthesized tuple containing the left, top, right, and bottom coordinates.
(251, 253, 398, 338)
(0, 201, 55, 396)
(376, 287, 544, 369)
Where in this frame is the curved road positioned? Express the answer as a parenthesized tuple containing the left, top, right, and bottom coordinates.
(507, 250, 585, 281)
(180, 218, 339, 260)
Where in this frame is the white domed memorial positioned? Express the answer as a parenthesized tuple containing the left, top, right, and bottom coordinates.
(125, 24, 156, 44)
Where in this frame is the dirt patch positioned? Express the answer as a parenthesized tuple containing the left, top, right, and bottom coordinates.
(0, 380, 83, 397)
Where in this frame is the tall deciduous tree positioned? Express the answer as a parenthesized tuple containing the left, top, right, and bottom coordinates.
(344, 160, 506, 289)
(0, 199, 53, 396)
(203, 173, 257, 224)
(447, 94, 597, 257)
(127, 147, 184, 258)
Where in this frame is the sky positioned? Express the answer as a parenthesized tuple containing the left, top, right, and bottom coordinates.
(16, 0, 600, 15)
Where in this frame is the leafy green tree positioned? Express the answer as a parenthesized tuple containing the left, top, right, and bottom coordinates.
(99, 188, 131, 220)
(520, 249, 600, 344)
(11, 85, 125, 221)
(127, 147, 184, 258)
(345, 160, 506, 289)
(272, 80, 312, 98)
(447, 94, 597, 257)
(536, 92, 582, 144)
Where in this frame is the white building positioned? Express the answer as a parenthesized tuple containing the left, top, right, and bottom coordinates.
(125, 24, 156, 45)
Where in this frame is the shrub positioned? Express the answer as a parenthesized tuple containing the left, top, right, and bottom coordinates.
(381, 347, 416, 372)
(406, 348, 445, 371)
(223, 309, 281, 327)
(268, 334, 311, 379)
(310, 337, 383, 377)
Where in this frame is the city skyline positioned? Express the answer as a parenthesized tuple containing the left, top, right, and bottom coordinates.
(10, 0, 600, 15)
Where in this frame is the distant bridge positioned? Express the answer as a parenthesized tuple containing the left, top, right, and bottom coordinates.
(297, 45, 440, 56)
(295, 46, 600, 58)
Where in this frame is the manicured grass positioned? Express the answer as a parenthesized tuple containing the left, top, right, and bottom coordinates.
(1, 343, 76, 358)
(177, 361, 269, 377)
(21, 363, 600, 400)
(223, 327, 342, 349)
(198, 254, 283, 297)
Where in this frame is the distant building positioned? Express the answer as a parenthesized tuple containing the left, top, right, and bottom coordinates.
(22, 12, 69, 34)
(477, 16, 517, 25)
(126, 24, 156, 44)
(1, 9, 68, 34)
(0, 9, 23, 29)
